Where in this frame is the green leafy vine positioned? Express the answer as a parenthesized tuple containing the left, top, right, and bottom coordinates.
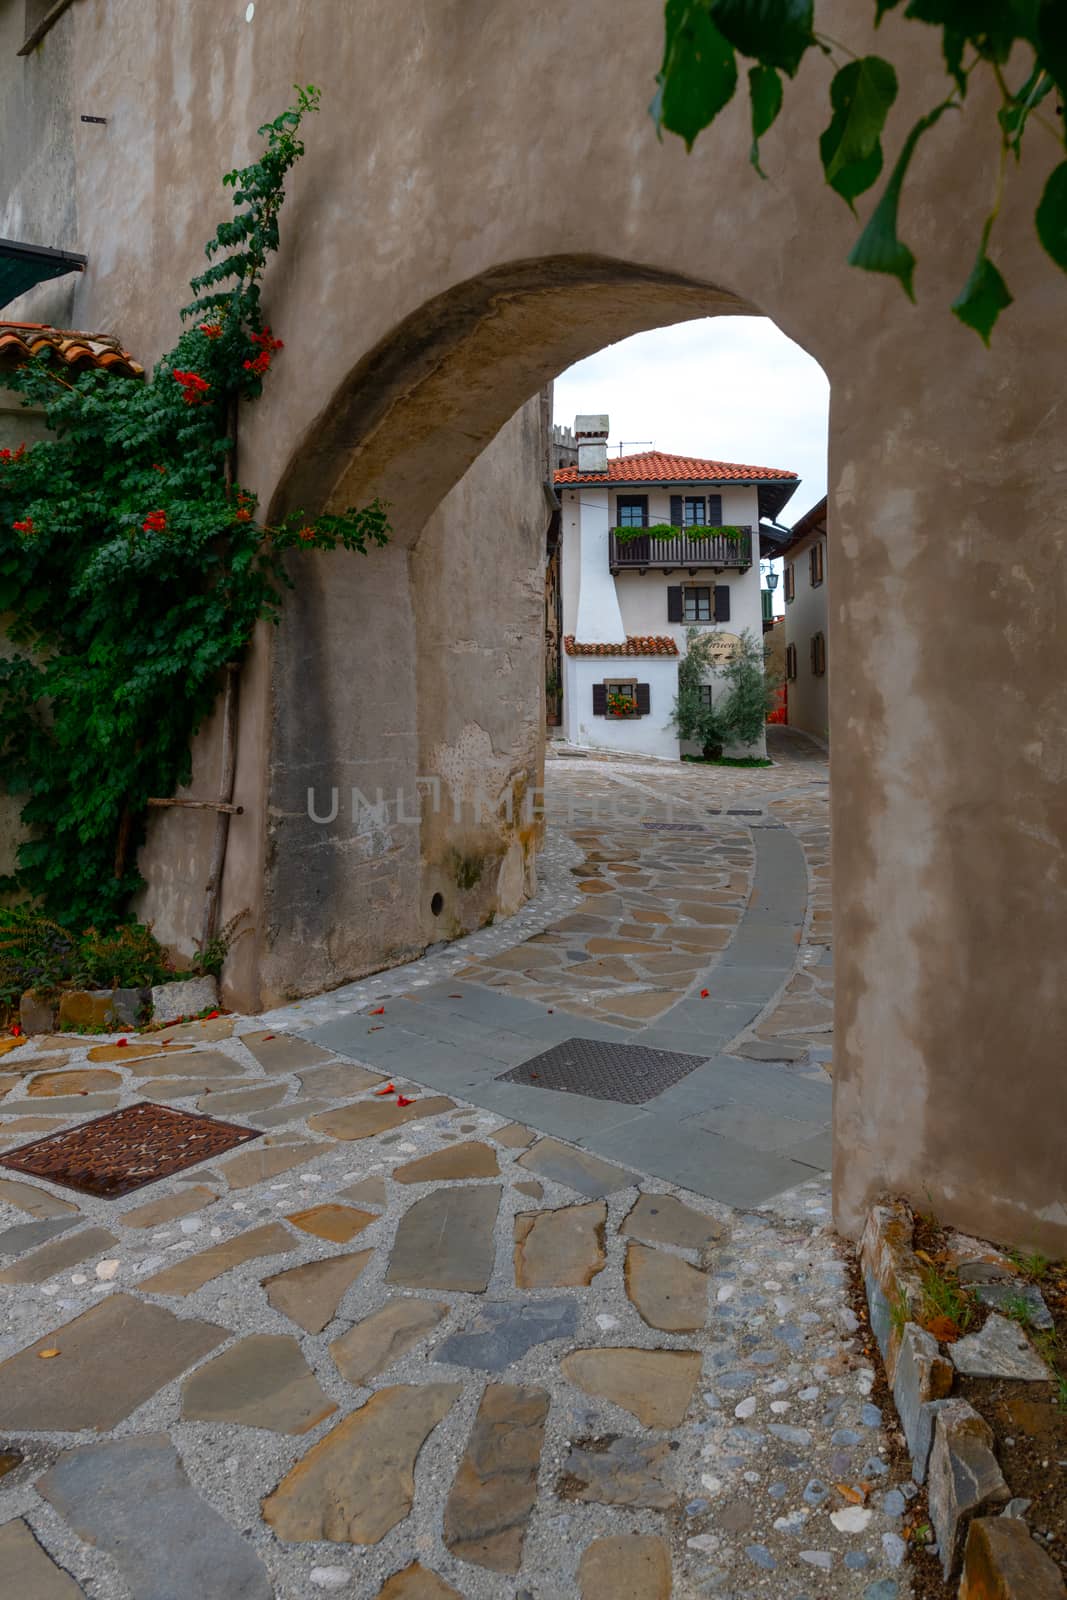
(654, 2, 1067, 341)
(0, 86, 389, 928)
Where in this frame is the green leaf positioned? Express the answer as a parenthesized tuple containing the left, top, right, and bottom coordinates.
(709, 0, 813, 77)
(820, 57, 898, 208)
(951, 249, 1013, 341)
(875, 0, 904, 19)
(657, 0, 738, 149)
(1036, 159, 1067, 270)
(998, 67, 1054, 156)
(848, 102, 954, 298)
(1036, 0, 1067, 106)
(748, 63, 782, 176)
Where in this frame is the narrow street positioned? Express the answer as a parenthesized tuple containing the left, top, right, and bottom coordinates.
(0, 734, 914, 1599)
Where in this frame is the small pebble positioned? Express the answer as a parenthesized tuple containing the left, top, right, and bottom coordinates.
(734, 1396, 757, 1419)
(882, 1489, 906, 1517)
(179, 1217, 201, 1235)
(95, 1260, 120, 1281)
(881, 1531, 906, 1568)
(595, 1314, 619, 1331)
(860, 1403, 882, 1427)
(685, 1499, 709, 1517)
(844, 1550, 870, 1570)
(799, 1550, 833, 1569)
(309, 1568, 352, 1589)
(745, 1544, 776, 1571)
(830, 1506, 872, 1533)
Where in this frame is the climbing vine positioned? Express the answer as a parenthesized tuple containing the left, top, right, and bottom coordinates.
(0, 86, 388, 928)
(654, 2, 1067, 341)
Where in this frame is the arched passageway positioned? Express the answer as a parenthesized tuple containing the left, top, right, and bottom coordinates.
(28, 0, 1060, 1251)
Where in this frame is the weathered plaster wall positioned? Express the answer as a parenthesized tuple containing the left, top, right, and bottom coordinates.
(412, 400, 547, 952)
(2, 0, 1065, 1249)
(784, 531, 830, 742)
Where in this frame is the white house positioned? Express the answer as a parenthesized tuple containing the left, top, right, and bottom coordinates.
(555, 415, 799, 758)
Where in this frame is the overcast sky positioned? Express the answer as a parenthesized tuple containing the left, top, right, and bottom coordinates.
(552, 316, 829, 528)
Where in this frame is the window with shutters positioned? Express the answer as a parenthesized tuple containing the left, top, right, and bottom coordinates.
(786, 642, 797, 681)
(683, 585, 712, 622)
(594, 678, 649, 717)
(697, 684, 715, 709)
(784, 562, 795, 603)
(615, 495, 648, 528)
(809, 541, 825, 587)
(683, 496, 705, 526)
(810, 632, 826, 676)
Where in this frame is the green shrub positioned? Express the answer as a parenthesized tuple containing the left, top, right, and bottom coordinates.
(74, 923, 173, 990)
(0, 906, 77, 1011)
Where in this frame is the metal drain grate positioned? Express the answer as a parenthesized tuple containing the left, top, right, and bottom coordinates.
(0, 1102, 261, 1199)
(496, 1037, 708, 1104)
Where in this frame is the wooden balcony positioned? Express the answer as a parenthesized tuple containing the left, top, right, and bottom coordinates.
(609, 527, 753, 574)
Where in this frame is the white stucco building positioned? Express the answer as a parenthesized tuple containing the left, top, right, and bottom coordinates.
(555, 416, 799, 758)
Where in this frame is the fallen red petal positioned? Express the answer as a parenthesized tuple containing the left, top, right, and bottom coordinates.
(700, 990, 709, 998)
(368, 1007, 385, 1016)
(396, 1095, 415, 1107)
(374, 1083, 396, 1096)
(116, 1038, 128, 1047)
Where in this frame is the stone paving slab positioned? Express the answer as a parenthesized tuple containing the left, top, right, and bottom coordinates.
(386, 1184, 500, 1292)
(138, 1221, 293, 1295)
(0, 1294, 227, 1431)
(262, 1250, 373, 1334)
(0, 1225, 117, 1285)
(0, 1517, 86, 1598)
(180, 1333, 337, 1433)
(39, 1434, 273, 1600)
(261, 1384, 463, 1545)
(516, 1137, 636, 1198)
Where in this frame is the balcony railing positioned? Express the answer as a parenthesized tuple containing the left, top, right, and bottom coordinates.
(609, 526, 753, 573)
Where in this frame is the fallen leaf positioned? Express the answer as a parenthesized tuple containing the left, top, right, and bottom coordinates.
(37, 1348, 60, 1360)
(396, 1096, 415, 1107)
(261, 1034, 275, 1041)
(914, 1249, 934, 1265)
(835, 1482, 867, 1505)
(700, 989, 709, 998)
(116, 1038, 128, 1048)
(368, 1007, 385, 1016)
(448, 993, 463, 998)
(374, 1083, 396, 1096)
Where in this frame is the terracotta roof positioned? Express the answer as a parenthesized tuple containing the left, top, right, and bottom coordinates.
(554, 450, 797, 486)
(564, 635, 679, 657)
(0, 321, 143, 378)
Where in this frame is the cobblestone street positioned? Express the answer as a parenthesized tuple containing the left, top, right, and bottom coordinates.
(0, 733, 919, 1599)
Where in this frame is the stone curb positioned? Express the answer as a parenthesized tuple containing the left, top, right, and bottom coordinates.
(860, 1197, 1064, 1596)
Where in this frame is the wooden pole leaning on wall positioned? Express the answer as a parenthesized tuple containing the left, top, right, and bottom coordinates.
(198, 660, 241, 954)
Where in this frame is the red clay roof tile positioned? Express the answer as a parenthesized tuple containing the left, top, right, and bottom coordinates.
(0, 321, 143, 378)
(564, 635, 679, 657)
(554, 449, 796, 486)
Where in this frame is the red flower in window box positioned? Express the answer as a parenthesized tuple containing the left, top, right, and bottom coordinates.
(606, 692, 638, 717)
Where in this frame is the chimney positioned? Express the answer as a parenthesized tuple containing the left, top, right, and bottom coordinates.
(575, 414, 609, 474)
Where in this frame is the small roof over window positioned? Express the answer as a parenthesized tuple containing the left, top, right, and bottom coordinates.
(0, 239, 86, 312)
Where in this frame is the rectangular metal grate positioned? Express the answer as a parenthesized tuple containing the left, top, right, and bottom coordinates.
(497, 1037, 708, 1105)
(0, 1102, 261, 1199)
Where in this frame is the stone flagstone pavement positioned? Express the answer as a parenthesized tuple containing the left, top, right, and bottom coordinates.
(0, 733, 915, 1598)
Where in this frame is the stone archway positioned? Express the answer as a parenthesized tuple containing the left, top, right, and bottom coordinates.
(23, 0, 1058, 1251)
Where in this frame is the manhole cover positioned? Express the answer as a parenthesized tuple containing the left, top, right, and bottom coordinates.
(0, 1102, 261, 1199)
(496, 1037, 708, 1104)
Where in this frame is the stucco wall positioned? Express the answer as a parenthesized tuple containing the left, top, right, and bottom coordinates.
(564, 655, 679, 759)
(784, 531, 830, 741)
(3, 0, 1066, 1250)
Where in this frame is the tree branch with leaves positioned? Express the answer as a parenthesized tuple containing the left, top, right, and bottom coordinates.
(654, 1, 1067, 342)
